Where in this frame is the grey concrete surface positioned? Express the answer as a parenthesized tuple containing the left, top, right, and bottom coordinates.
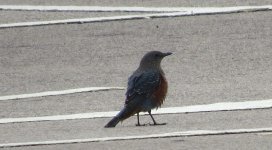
(0, 90, 125, 118)
(0, 1, 272, 149)
(1, 11, 272, 104)
(7, 133, 272, 150)
(0, 0, 271, 7)
(0, 109, 271, 143)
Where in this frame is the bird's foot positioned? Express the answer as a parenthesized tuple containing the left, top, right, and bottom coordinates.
(135, 123, 148, 126)
(150, 122, 167, 126)
(135, 123, 167, 127)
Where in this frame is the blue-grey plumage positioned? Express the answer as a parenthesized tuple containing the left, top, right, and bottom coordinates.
(105, 51, 172, 128)
(126, 71, 160, 103)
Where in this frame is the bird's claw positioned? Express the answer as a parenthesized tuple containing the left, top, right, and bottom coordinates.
(135, 123, 147, 126)
(136, 123, 167, 127)
(150, 122, 167, 126)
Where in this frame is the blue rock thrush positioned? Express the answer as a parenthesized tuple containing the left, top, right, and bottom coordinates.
(104, 51, 172, 128)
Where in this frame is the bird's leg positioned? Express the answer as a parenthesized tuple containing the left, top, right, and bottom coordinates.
(136, 113, 142, 126)
(148, 110, 166, 126)
(136, 113, 148, 126)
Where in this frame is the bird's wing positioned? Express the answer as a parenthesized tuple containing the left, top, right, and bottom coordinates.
(125, 71, 161, 104)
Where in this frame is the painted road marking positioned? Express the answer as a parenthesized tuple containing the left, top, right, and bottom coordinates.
(0, 5, 184, 12)
(0, 127, 271, 148)
(257, 132, 272, 135)
(0, 6, 271, 29)
(0, 5, 271, 12)
(0, 87, 125, 101)
(0, 12, 187, 29)
(1, 99, 272, 124)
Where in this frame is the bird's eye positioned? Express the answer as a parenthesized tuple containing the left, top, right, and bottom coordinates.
(155, 54, 159, 57)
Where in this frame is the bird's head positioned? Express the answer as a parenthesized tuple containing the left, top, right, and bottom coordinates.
(139, 51, 172, 69)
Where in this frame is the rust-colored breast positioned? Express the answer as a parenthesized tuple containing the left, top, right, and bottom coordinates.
(152, 74, 168, 108)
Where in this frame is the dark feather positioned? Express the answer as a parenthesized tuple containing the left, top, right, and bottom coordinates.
(125, 71, 160, 104)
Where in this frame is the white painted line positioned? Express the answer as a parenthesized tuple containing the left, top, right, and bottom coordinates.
(0, 5, 183, 12)
(0, 12, 190, 29)
(0, 87, 125, 101)
(1, 99, 272, 124)
(0, 111, 118, 124)
(0, 5, 271, 12)
(257, 132, 272, 135)
(0, 5, 271, 29)
(1, 127, 272, 148)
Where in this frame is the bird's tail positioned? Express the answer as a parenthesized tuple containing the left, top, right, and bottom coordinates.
(104, 116, 120, 128)
(104, 106, 137, 128)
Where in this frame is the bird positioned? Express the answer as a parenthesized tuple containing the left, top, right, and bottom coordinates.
(104, 51, 172, 128)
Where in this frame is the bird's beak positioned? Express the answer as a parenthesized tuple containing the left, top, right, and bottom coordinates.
(163, 52, 173, 57)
